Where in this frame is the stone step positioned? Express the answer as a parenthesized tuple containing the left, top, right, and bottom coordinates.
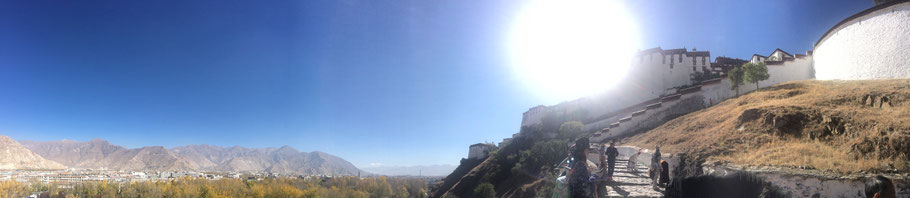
(595, 157, 664, 197)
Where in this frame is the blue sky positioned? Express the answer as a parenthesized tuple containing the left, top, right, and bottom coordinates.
(0, 0, 870, 167)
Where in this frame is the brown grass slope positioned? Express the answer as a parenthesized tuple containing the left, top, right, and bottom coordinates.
(625, 79, 910, 174)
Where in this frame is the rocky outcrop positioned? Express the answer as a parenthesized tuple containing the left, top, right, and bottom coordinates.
(0, 135, 66, 170)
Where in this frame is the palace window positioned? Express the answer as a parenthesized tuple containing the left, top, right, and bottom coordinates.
(702, 57, 706, 65)
(663, 55, 666, 64)
(678, 54, 682, 63)
(692, 56, 696, 65)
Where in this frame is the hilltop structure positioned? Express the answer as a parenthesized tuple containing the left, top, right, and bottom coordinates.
(515, 47, 813, 142)
(520, 47, 716, 128)
(467, 143, 496, 160)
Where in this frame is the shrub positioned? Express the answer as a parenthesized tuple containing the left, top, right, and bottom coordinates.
(517, 140, 568, 174)
(473, 183, 496, 198)
(558, 121, 584, 138)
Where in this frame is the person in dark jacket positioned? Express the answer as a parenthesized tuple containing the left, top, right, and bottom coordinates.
(568, 138, 594, 198)
(659, 160, 670, 186)
(605, 140, 619, 179)
(865, 175, 896, 198)
(650, 145, 662, 187)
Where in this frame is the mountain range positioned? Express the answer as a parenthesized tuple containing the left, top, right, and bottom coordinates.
(15, 137, 364, 175)
(0, 135, 66, 170)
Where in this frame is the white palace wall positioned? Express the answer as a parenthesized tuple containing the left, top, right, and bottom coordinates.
(760, 57, 814, 88)
(588, 57, 814, 141)
(814, 2, 910, 80)
(520, 47, 814, 142)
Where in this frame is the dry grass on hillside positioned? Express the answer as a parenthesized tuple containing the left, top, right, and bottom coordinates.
(624, 79, 910, 174)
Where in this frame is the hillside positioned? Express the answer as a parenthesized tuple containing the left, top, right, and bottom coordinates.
(0, 135, 66, 170)
(625, 79, 910, 174)
(432, 131, 567, 198)
(171, 145, 363, 175)
(20, 139, 364, 175)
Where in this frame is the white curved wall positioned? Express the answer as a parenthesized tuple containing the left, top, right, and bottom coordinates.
(814, 2, 910, 80)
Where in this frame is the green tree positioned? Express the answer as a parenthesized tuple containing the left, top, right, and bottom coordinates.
(728, 65, 745, 96)
(744, 62, 770, 90)
(558, 121, 584, 138)
(515, 140, 568, 174)
(473, 183, 496, 198)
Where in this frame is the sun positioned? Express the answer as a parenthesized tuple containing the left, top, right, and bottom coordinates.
(507, 0, 641, 103)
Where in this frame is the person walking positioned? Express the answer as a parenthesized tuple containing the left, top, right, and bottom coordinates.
(650, 145, 662, 188)
(568, 138, 594, 198)
(659, 160, 670, 186)
(604, 140, 619, 180)
(628, 149, 642, 174)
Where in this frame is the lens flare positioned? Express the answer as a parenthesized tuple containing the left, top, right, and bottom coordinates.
(508, 0, 641, 103)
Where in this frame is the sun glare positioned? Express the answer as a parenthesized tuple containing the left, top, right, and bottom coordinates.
(508, 0, 640, 103)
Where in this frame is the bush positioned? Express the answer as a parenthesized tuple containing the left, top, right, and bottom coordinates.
(517, 140, 568, 174)
(473, 183, 496, 198)
(558, 121, 584, 138)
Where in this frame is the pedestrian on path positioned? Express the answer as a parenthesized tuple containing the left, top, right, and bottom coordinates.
(605, 140, 619, 179)
(628, 149, 642, 174)
(568, 138, 594, 198)
(650, 145, 662, 187)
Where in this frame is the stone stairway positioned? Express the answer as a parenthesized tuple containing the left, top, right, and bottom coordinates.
(596, 158, 665, 197)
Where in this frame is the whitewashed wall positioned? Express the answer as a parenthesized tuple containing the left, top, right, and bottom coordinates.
(814, 2, 910, 80)
(663, 54, 694, 90)
(760, 58, 814, 88)
(751, 56, 766, 64)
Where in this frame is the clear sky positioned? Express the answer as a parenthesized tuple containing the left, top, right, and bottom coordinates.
(0, 0, 871, 167)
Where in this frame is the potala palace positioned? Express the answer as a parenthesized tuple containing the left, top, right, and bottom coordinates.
(504, 0, 910, 145)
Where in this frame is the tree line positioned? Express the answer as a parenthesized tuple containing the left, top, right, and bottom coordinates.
(0, 176, 428, 198)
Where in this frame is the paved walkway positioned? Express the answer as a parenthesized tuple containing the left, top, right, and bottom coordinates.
(596, 158, 665, 197)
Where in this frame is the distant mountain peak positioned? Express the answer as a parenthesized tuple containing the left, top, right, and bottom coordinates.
(277, 145, 298, 153)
